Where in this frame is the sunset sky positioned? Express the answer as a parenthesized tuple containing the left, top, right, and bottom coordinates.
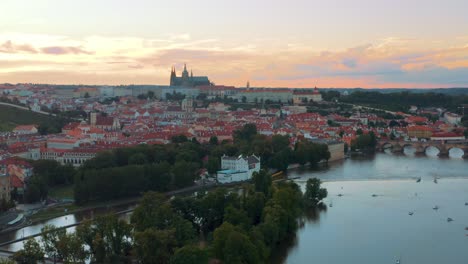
(1, 0, 468, 88)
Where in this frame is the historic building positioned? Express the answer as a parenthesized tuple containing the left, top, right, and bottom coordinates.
(90, 112, 121, 131)
(217, 155, 261, 184)
(292, 87, 322, 104)
(170, 64, 211, 87)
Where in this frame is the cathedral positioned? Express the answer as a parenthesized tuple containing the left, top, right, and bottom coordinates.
(170, 64, 211, 87)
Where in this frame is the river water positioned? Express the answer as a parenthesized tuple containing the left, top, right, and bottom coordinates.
(275, 148, 468, 264)
(2, 148, 468, 264)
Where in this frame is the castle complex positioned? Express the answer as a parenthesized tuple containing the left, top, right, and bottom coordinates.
(170, 64, 211, 87)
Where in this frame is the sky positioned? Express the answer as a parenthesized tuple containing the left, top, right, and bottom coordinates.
(1, 0, 468, 88)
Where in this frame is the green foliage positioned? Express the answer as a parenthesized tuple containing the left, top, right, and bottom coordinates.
(234, 123, 257, 143)
(32, 169, 324, 264)
(209, 136, 218, 145)
(171, 134, 189, 143)
(76, 215, 132, 263)
(131, 192, 196, 245)
(206, 156, 220, 174)
(252, 170, 272, 198)
(303, 178, 328, 207)
(172, 161, 199, 188)
(41, 225, 88, 263)
(352, 131, 377, 150)
(293, 141, 331, 167)
(128, 153, 148, 165)
(340, 91, 468, 112)
(213, 222, 260, 264)
(224, 206, 251, 231)
(0, 104, 65, 133)
(24, 184, 41, 203)
(134, 228, 177, 264)
(13, 238, 45, 264)
(170, 245, 209, 264)
(166, 92, 186, 101)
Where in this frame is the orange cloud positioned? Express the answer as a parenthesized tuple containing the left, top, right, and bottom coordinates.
(0, 34, 468, 88)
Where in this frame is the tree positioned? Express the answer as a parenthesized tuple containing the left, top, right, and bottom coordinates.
(209, 136, 218, 145)
(134, 228, 177, 264)
(84, 92, 90, 98)
(389, 120, 400, 127)
(234, 123, 257, 143)
(224, 206, 251, 230)
(172, 161, 198, 188)
(170, 245, 209, 264)
(41, 225, 88, 264)
(244, 192, 266, 225)
(129, 153, 148, 165)
(79, 215, 132, 263)
(206, 156, 220, 174)
(271, 135, 290, 153)
(252, 170, 272, 198)
(13, 238, 44, 264)
(303, 178, 327, 207)
(171, 135, 189, 144)
(24, 184, 41, 203)
(269, 149, 292, 171)
(356, 128, 363, 135)
(213, 222, 260, 264)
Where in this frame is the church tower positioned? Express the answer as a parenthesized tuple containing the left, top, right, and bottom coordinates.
(182, 63, 189, 79)
(170, 66, 177, 86)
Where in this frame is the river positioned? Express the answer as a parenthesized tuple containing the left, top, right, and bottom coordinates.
(2, 148, 468, 264)
(275, 148, 468, 264)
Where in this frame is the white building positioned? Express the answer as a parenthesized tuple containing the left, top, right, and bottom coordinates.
(444, 112, 462, 125)
(217, 155, 261, 184)
(99, 86, 115, 97)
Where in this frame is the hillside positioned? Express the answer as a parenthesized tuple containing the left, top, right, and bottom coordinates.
(0, 104, 61, 132)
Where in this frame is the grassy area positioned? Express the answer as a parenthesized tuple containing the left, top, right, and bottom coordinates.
(0, 104, 57, 131)
(49, 185, 75, 200)
(29, 203, 81, 223)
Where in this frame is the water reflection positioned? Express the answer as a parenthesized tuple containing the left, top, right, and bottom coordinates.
(0, 204, 135, 251)
(272, 204, 327, 264)
(281, 153, 468, 264)
(449, 148, 464, 159)
(425, 146, 440, 157)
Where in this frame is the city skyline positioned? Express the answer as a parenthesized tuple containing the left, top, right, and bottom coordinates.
(1, 0, 468, 88)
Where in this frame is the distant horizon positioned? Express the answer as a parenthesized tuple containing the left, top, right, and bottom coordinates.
(2, 82, 468, 90)
(1, 1, 468, 88)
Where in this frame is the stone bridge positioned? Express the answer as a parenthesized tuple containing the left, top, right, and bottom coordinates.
(377, 140, 468, 158)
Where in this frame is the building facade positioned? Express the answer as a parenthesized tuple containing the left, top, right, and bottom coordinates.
(217, 155, 261, 184)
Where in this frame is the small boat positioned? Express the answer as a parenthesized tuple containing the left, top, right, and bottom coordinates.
(408, 211, 414, 216)
(371, 194, 378, 197)
(433, 178, 438, 184)
(464, 227, 468, 231)
(465, 202, 468, 206)
(416, 177, 421, 183)
(396, 260, 400, 264)
(337, 194, 343, 197)
(329, 203, 333, 207)
(433, 206, 439, 210)
(447, 217, 453, 222)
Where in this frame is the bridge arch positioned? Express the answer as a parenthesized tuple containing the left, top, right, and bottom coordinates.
(424, 145, 441, 156)
(447, 147, 465, 158)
